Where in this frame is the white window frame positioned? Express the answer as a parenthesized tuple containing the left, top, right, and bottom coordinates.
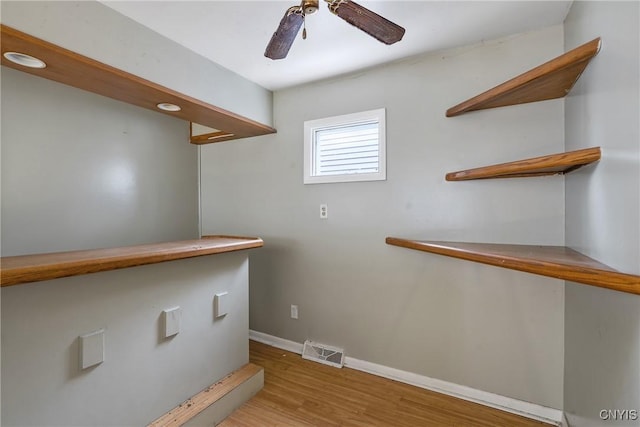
(303, 108, 386, 184)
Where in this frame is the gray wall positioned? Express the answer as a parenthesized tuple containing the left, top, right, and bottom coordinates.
(0, 68, 252, 425)
(201, 26, 566, 409)
(1, 253, 249, 426)
(1, 67, 198, 254)
(1, 2, 263, 424)
(564, 2, 640, 426)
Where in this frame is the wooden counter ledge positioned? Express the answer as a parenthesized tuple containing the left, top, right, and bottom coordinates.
(0, 236, 263, 287)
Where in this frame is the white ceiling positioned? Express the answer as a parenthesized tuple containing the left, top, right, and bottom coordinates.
(101, 1, 572, 91)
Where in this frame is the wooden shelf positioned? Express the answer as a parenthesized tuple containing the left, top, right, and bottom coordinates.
(445, 147, 601, 181)
(446, 37, 601, 117)
(0, 25, 276, 144)
(0, 236, 263, 287)
(386, 237, 640, 295)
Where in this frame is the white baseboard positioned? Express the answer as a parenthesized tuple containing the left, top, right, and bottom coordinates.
(249, 330, 562, 426)
(250, 330, 304, 353)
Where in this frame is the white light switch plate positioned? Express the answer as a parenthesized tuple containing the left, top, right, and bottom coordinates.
(79, 328, 105, 370)
(163, 307, 182, 338)
(214, 292, 229, 319)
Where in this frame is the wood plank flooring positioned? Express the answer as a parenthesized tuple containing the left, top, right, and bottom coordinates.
(219, 340, 552, 427)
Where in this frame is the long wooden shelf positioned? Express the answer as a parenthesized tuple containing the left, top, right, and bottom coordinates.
(0, 25, 276, 144)
(386, 238, 640, 295)
(446, 37, 601, 117)
(0, 236, 263, 287)
(445, 147, 601, 181)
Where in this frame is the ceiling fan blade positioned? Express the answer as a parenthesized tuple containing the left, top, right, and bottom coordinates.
(265, 6, 304, 60)
(327, 0, 405, 45)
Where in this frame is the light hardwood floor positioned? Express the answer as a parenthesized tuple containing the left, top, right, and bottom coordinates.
(219, 340, 551, 426)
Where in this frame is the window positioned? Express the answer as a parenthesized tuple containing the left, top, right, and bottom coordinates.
(304, 108, 386, 184)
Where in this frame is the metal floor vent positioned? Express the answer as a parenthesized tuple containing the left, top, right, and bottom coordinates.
(302, 340, 345, 368)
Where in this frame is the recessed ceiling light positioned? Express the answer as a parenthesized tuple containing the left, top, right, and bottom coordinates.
(156, 102, 181, 112)
(3, 51, 47, 69)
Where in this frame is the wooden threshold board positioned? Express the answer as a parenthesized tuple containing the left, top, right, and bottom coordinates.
(0, 236, 263, 287)
(0, 25, 276, 143)
(148, 363, 263, 427)
(446, 147, 601, 181)
(446, 37, 601, 117)
(386, 238, 640, 295)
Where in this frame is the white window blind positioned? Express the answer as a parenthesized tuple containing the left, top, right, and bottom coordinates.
(313, 121, 379, 176)
(304, 109, 386, 184)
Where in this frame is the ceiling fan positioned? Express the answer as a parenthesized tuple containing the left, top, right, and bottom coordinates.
(265, 0, 405, 60)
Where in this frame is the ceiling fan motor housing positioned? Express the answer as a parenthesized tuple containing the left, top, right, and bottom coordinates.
(302, 0, 319, 15)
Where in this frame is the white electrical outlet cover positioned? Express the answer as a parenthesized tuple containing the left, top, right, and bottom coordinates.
(214, 292, 229, 319)
(163, 307, 182, 338)
(320, 204, 328, 219)
(79, 329, 105, 370)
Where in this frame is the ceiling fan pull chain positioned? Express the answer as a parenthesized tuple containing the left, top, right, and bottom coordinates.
(302, 14, 307, 39)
